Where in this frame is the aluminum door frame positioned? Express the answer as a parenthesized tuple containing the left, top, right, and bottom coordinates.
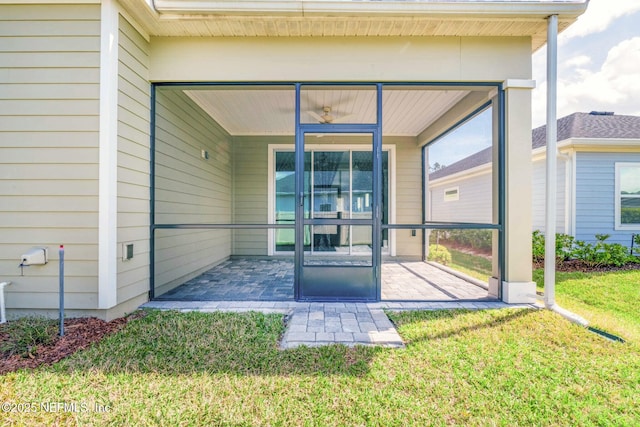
(294, 83, 383, 301)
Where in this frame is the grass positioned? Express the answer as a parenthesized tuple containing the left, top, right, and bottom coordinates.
(0, 316, 57, 357)
(447, 248, 493, 282)
(1, 307, 639, 426)
(533, 268, 640, 341)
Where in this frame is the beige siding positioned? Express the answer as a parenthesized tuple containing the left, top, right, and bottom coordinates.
(0, 4, 101, 311)
(117, 14, 151, 304)
(232, 137, 277, 255)
(393, 137, 423, 257)
(154, 89, 232, 294)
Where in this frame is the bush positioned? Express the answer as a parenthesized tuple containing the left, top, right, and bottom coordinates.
(428, 244, 452, 265)
(0, 316, 57, 357)
(532, 231, 635, 267)
(571, 235, 632, 268)
(436, 229, 493, 252)
(531, 230, 574, 262)
(532, 230, 545, 262)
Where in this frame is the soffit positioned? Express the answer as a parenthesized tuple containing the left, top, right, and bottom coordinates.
(179, 86, 478, 136)
(119, 1, 588, 52)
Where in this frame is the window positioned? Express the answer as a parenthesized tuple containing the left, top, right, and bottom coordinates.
(444, 187, 459, 202)
(269, 145, 393, 254)
(615, 163, 640, 229)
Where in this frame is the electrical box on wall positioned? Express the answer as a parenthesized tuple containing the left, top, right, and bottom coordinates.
(20, 247, 48, 266)
(122, 243, 134, 261)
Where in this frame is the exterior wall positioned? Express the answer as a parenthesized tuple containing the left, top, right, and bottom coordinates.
(232, 135, 422, 256)
(232, 136, 278, 256)
(153, 89, 232, 295)
(531, 156, 567, 234)
(116, 14, 151, 305)
(575, 151, 640, 246)
(149, 36, 531, 82)
(393, 137, 423, 257)
(429, 170, 493, 224)
(0, 3, 101, 312)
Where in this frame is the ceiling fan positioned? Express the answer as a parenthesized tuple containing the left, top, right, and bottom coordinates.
(307, 106, 353, 124)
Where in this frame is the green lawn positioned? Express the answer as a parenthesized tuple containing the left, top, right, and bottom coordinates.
(533, 268, 640, 342)
(447, 248, 493, 282)
(2, 305, 639, 426)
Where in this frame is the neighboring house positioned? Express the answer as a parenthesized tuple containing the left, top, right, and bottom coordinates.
(429, 112, 640, 247)
(0, 0, 588, 319)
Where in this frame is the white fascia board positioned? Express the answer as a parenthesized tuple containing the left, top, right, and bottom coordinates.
(567, 137, 640, 149)
(428, 162, 492, 188)
(533, 138, 640, 160)
(152, 0, 589, 18)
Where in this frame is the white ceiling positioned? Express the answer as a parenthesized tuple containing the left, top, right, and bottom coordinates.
(183, 86, 478, 136)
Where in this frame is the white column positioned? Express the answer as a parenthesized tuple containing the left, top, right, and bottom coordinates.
(501, 80, 537, 304)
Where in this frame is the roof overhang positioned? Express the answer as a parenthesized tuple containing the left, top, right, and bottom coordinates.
(118, 0, 589, 52)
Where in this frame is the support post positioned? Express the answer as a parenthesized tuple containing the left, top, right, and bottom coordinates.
(544, 14, 558, 308)
(59, 245, 65, 336)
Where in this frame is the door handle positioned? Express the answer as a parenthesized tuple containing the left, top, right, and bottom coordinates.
(299, 192, 304, 207)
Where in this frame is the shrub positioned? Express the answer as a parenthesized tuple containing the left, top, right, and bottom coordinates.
(0, 316, 57, 357)
(532, 230, 545, 262)
(428, 244, 452, 265)
(571, 235, 632, 268)
(532, 231, 634, 267)
(531, 231, 574, 261)
(439, 229, 493, 252)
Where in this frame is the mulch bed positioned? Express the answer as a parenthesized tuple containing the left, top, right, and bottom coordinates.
(0, 313, 143, 375)
(533, 259, 640, 273)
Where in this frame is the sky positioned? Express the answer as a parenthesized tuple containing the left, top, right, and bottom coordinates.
(532, 0, 640, 127)
(430, 0, 640, 167)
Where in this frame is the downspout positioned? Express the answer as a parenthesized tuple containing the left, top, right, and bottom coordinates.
(544, 15, 587, 326)
(0, 282, 11, 324)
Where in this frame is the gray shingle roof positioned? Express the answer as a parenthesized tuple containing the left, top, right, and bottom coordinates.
(430, 112, 640, 181)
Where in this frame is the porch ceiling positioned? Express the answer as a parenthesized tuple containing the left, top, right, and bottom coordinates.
(119, 0, 588, 52)
(181, 86, 482, 136)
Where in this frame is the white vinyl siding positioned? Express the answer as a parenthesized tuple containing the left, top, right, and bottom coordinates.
(0, 4, 101, 310)
(429, 172, 493, 224)
(531, 156, 567, 234)
(117, 14, 150, 304)
(154, 89, 233, 295)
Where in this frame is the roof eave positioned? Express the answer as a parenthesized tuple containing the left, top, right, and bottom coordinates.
(152, 0, 589, 19)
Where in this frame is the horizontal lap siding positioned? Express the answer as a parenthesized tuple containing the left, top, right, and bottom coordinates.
(576, 152, 640, 246)
(392, 138, 423, 257)
(154, 89, 232, 293)
(429, 171, 493, 224)
(0, 4, 101, 310)
(531, 157, 566, 234)
(117, 15, 150, 304)
(232, 137, 274, 255)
